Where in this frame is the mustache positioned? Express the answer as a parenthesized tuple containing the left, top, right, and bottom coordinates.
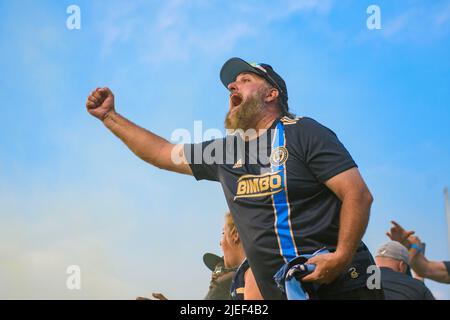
(224, 93, 265, 131)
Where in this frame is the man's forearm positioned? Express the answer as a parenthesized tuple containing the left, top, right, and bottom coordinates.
(103, 111, 172, 169)
(335, 192, 372, 263)
(410, 254, 450, 283)
(409, 253, 429, 278)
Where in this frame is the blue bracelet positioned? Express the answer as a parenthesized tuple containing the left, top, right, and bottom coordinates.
(410, 243, 423, 254)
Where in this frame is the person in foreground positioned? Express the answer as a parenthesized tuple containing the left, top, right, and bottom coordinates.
(86, 57, 383, 299)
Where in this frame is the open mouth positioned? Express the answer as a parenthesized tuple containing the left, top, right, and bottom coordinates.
(230, 93, 243, 108)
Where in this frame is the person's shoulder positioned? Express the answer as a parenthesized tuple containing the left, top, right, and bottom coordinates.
(282, 116, 335, 138)
(408, 277, 435, 298)
(408, 276, 431, 288)
(391, 270, 431, 289)
(281, 116, 325, 129)
(379, 266, 400, 279)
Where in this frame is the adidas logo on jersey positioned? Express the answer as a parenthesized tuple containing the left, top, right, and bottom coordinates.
(233, 159, 243, 169)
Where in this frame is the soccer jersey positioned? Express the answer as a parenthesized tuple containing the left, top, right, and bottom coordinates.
(185, 117, 362, 299)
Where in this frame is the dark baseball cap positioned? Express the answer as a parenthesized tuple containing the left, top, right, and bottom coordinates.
(203, 253, 223, 272)
(220, 57, 289, 110)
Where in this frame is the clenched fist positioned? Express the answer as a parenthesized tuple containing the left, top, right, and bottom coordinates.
(86, 87, 115, 120)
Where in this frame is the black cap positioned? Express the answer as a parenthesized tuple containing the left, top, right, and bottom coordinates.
(203, 253, 223, 272)
(220, 57, 288, 110)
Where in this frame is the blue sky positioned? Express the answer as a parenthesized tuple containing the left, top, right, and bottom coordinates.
(1, 0, 449, 299)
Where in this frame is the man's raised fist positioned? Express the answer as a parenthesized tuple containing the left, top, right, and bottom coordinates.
(86, 87, 115, 120)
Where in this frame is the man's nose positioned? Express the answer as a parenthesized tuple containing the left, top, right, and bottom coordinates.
(227, 81, 237, 92)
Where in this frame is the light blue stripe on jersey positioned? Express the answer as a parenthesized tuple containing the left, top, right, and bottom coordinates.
(271, 121, 297, 261)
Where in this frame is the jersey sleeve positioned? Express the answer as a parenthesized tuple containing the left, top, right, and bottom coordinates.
(444, 261, 450, 276)
(183, 139, 223, 182)
(296, 117, 357, 183)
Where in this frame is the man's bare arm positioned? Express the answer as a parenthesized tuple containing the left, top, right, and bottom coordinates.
(410, 249, 450, 284)
(327, 167, 373, 264)
(103, 111, 192, 174)
(86, 87, 192, 175)
(303, 167, 373, 284)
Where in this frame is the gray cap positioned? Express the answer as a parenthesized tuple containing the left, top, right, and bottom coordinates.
(376, 241, 409, 265)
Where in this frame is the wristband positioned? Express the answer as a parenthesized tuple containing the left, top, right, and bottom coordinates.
(410, 243, 423, 254)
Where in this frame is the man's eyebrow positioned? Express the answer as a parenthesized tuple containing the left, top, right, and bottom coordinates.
(237, 72, 255, 80)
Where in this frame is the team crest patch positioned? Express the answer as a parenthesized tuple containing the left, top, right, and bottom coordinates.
(270, 146, 289, 167)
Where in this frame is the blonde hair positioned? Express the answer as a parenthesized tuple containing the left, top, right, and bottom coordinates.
(225, 212, 238, 238)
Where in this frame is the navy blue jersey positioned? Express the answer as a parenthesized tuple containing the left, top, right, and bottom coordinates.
(380, 267, 435, 300)
(230, 259, 249, 300)
(444, 261, 450, 277)
(185, 117, 361, 299)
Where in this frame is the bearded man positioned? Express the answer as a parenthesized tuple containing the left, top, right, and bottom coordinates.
(86, 57, 384, 300)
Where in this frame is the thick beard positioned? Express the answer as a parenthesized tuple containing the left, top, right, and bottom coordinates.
(224, 90, 265, 133)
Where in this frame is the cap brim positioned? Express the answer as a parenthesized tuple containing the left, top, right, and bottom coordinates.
(220, 57, 262, 88)
(203, 253, 223, 272)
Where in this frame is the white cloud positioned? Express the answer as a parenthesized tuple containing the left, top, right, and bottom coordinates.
(381, 3, 450, 42)
(383, 11, 412, 38)
(237, 0, 333, 20)
(96, 0, 335, 63)
(156, 0, 188, 31)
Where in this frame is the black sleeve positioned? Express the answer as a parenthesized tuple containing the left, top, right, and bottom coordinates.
(444, 261, 450, 276)
(297, 118, 357, 183)
(184, 139, 224, 182)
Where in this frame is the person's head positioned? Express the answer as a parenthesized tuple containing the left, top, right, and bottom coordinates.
(220, 58, 293, 131)
(375, 241, 410, 273)
(203, 253, 235, 300)
(220, 212, 245, 268)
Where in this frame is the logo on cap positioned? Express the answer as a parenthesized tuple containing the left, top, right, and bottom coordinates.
(250, 62, 268, 73)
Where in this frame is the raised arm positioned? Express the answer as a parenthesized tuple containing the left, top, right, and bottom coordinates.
(86, 87, 192, 175)
(387, 223, 450, 284)
(410, 254, 450, 283)
(408, 236, 450, 284)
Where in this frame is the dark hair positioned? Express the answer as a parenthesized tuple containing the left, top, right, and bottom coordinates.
(265, 83, 295, 118)
(280, 101, 295, 118)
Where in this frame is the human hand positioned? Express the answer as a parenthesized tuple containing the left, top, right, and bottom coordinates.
(386, 220, 415, 248)
(152, 292, 168, 300)
(408, 235, 422, 247)
(86, 87, 115, 121)
(301, 252, 348, 284)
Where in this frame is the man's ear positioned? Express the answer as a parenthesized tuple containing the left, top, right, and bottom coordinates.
(265, 88, 279, 103)
(399, 261, 408, 273)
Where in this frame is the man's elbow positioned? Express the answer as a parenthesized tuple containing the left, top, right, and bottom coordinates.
(353, 188, 373, 207)
(364, 190, 374, 206)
